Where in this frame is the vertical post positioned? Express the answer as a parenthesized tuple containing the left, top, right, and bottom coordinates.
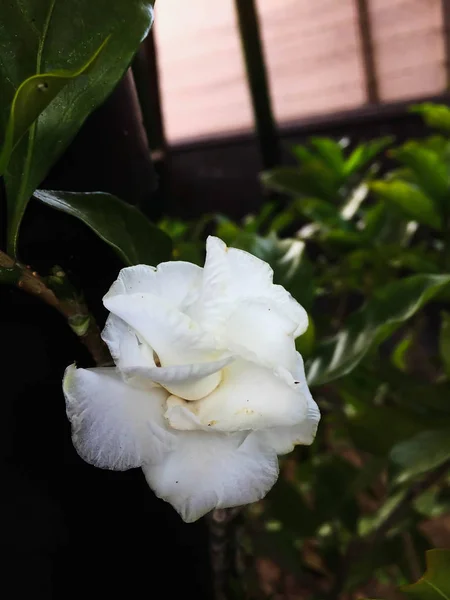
(131, 30, 169, 217)
(131, 30, 167, 160)
(234, 0, 281, 169)
(442, 0, 450, 87)
(355, 0, 380, 104)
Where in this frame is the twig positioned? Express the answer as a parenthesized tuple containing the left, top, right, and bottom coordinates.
(0, 249, 112, 367)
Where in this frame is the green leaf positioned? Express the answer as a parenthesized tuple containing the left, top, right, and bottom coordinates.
(0, 37, 109, 174)
(391, 332, 413, 372)
(390, 429, 450, 483)
(402, 549, 450, 599)
(390, 142, 449, 208)
(370, 180, 442, 230)
(261, 164, 338, 202)
(296, 317, 316, 359)
(440, 312, 450, 378)
(307, 274, 450, 386)
(343, 137, 393, 178)
(0, 0, 155, 257)
(411, 103, 450, 132)
(347, 404, 428, 456)
(309, 137, 345, 175)
(34, 190, 172, 266)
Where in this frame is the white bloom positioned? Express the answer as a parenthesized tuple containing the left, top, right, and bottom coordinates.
(63, 236, 320, 522)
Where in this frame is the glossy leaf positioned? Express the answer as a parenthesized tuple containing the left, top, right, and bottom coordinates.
(0, 37, 109, 174)
(34, 190, 172, 266)
(402, 549, 450, 599)
(0, 0, 155, 256)
(307, 274, 450, 386)
(371, 180, 442, 230)
(390, 429, 450, 483)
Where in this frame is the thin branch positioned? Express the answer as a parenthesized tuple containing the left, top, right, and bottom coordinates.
(208, 507, 245, 600)
(0, 249, 112, 367)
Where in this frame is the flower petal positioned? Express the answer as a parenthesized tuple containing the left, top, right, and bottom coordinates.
(258, 353, 320, 454)
(125, 356, 234, 400)
(191, 236, 308, 349)
(142, 430, 279, 522)
(63, 365, 174, 470)
(104, 262, 202, 312)
(101, 314, 155, 373)
(165, 359, 309, 432)
(258, 398, 320, 454)
(219, 299, 299, 373)
(104, 292, 226, 367)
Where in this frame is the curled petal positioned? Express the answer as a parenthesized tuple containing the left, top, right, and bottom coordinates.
(102, 314, 155, 373)
(63, 365, 174, 470)
(258, 352, 320, 454)
(219, 299, 299, 373)
(165, 359, 309, 432)
(104, 292, 225, 367)
(125, 356, 234, 401)
(104, 262, 202, 311)
(257, 396, 320, 454)
(142, 430, 279, 522)
(191, 236, 308, 347)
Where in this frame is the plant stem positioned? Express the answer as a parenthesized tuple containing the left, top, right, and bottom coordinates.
(208, 507, 244, 600)
(0, 249, 112, 367)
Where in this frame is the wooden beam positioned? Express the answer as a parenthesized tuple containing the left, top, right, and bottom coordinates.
(442, 0, 450, 88)
(355, 0, 380, 104)
(131, 30, 167, 160)
(234, 0, 281, 169)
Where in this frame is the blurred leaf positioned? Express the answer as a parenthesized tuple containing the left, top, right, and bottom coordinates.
(362, 203, 413, 247)
(296, 317, 316, 359)
(307, 274, 450, 386)
(344, 136, 393, 178)
(1, 0, 155, 256)
(391, 142, 449, 208)
(265, 479, 318, 538)
(347, 404, 428, 456)
(295, 197, 352, 232)
(380, 365, 450, 416)
(371, 180, 442, 230)
(34, 190, 172, 266)
(0, 37, 109, 174)
(390, 429, 450, 483)
(411, 103, 450, 132)
(261, 164, 338, 202)
(310, 137, 345, 175)
(402, 549, 450, 599)
(391, 332, 413, 372)
(439, 312, 450, 378)
(291, 143, 316, 165)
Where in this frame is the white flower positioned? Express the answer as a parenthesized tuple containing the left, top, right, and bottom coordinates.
(63, 236, 320, 522)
